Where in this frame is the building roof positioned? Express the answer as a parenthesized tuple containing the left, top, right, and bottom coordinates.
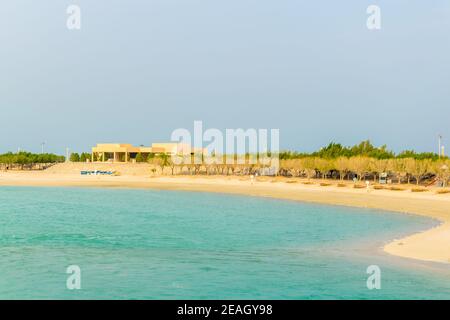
(92, 142, 207, 155)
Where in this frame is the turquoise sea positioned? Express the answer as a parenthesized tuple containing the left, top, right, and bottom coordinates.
(0, 186, 449, 299)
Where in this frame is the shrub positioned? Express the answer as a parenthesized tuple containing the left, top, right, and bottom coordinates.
(389, 186, 405, 191)
(135, 153, 144, 163)
(70, 153, 80, 162)
(411, 187, 428, 193)
(80, 153, 91, 162)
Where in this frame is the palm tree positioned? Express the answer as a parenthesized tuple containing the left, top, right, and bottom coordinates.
(153, 153, 170, 175)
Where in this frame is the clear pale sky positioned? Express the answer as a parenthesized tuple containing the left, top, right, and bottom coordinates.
(0, 1, 449, 154)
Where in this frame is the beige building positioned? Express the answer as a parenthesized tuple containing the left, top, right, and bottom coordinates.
(91, 142, 205, 162)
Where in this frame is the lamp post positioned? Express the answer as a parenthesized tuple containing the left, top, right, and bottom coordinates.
(438, 135, 442, 158)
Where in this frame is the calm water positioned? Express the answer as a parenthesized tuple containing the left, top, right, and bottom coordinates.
(0, 186, 448, 299)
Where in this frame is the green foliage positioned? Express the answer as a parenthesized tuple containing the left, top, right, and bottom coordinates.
(397, 150, 441, 160)
(70, 153, 80, 162)
(279, 151, 309, 160)
(158, 153, 170, 166)
(313, 142, 353, 158)
(310, 141, 395, 159)
(280, 140, 438, 160)
(135, 153, 144, 163)
(80, 153, 91, 162)
(0, 152, 65, 164)
(69, 152, 91, 162)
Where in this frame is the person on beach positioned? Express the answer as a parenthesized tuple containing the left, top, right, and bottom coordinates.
(366, 180, 371, 192)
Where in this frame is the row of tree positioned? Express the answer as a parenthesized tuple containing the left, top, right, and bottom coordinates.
(0, 152, 65, 165)
(69, 152, 92, 163)
(277, 157, 449, 185)
(71, 140, 445, 163)
(144, 154, 449, 186)
(0, 152, 65, 170)
(280, 141, 443, 160)
(3, 140, 447, 185)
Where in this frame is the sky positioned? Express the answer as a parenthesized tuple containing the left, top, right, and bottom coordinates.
(0, 0, 449, 155)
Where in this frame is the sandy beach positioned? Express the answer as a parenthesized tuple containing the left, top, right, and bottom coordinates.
(0, 168, 449, 264)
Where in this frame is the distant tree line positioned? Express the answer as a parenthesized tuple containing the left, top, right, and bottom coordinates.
(0, 152, 65, 170)
(279, 140, 443, 160)
(143, 154, 449, 187)
(277, 157, 449, 186)
(69, 152, 92, 163)
(3, 141, 448, 186)
(141, 141, 449, 187)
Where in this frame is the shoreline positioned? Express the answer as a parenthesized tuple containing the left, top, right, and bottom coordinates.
(0, 171, 449, 264)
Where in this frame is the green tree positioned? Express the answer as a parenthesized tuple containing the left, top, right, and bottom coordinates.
(135, 153, 144, 163)
(80, 153, 90, 162)
(70, 153, 80, 162)
(155, 153, 170, 174)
